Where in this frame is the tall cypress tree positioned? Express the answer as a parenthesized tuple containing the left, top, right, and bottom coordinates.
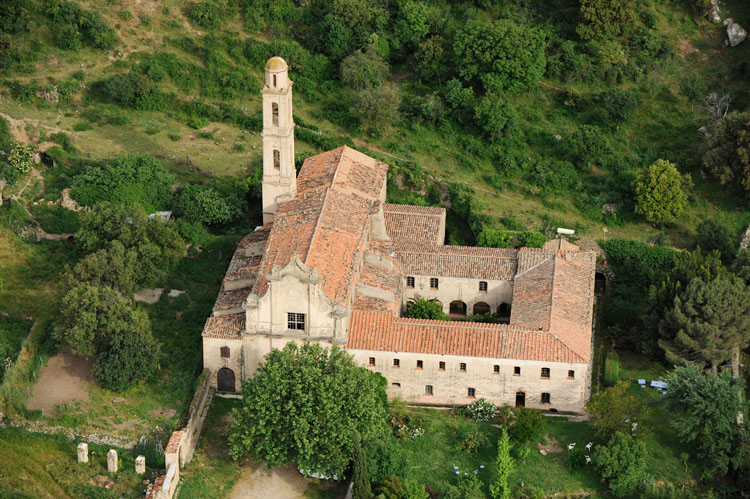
(352, 431, 372, 499)
(489, 427, 515, 499)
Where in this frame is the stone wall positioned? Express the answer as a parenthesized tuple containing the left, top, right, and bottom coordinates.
(401, 275, 513, 318)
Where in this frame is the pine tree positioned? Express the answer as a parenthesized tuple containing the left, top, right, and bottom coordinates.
(489, 427, 515, 499)
(352, 431, 372, 499)
(659, 273, 750, 374)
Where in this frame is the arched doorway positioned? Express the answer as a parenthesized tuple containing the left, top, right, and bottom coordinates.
(515, 391, 526, 408)
(473, 302, 490, 316)
(449, 300, 467, 320)
(217, 367, 236, 392)
(595, 272, 607, 293)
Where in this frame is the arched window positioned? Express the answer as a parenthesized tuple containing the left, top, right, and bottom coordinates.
(449, 300, 467, 319)
(273, 149, 280, 169)
(473, 302, 490, 315)
(272, 102, 279, 126)
(273, 74, 277, 87)
(595, 272, 607, 293)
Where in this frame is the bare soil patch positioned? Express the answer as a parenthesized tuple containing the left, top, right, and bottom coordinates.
(538, 434, 563, 453)
(229, 463, 332, 499)
(26, 349, 95, 415)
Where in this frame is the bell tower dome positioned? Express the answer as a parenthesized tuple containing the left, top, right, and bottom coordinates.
(261, 56, 296, 224)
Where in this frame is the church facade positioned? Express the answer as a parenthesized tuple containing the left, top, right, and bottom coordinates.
(201, 57, 597, 413)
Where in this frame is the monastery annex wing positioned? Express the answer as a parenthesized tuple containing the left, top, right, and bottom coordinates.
(202, 57, 596, 413)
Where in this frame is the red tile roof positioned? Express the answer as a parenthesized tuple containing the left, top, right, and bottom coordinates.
(252, 146, 388, 306)
(347, 311, 585, 363)
(202, 313, 244, 339)
(393, 243, 518, 280)
(383, 203, 444, 246)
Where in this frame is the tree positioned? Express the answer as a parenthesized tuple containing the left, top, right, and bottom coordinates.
(352, 431, 372, 499)
(352, 85, 401, 135)
(586, 381, 647, 439)
(453, 20, 546, 94)
(173, 184, 241, 226)
(489, 427, 515, 499)
(633, 159, 689, 226)
(512, 407, 546, 444)
(340, 43, 389, 90)
(663, 366, 743, 474)
(703, 111, 750, 196)
(577, 0, 637, 41)
(569, 125, 608, 168)
(473, 93, 518, 140)
(735, 248, 750, 285)
(228, 343, 387, 477)
(595, 432, 647, 497)
(658, 273, 750, 373)
(63, 241, 142, 295)
(54, 284, 159, 391)
(406, 299, 449, 321)
(696, 218, 736, 263)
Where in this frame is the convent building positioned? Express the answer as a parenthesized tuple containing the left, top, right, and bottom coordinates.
(201, 57, 597, 413)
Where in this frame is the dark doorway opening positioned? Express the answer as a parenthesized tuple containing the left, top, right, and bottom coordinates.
(449, 300, 467, 320)
(473, 302, 490, 315)
(595, 272, 607, 293)
(217, 367, 236, 392)
(515, 391, 526, 408)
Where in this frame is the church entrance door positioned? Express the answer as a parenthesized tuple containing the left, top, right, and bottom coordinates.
(515, 391, 526, 408)
(218, 367, 236, 392)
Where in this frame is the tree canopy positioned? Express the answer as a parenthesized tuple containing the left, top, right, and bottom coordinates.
(703, 112, 750, 198)
(406, 299, 449, 321)
(228, 342, 388, 477)
(586, 381, 647, 439)
(595, 432, 647, 497)
(633, 159, 689, 226)
(577, 0, 637, 41)
(663, 366, 743, 475)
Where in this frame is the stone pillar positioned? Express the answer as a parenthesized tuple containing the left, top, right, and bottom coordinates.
(107, 449, 118, 473)
(77, 443, 88, 464)
(135, 455, 146, 474)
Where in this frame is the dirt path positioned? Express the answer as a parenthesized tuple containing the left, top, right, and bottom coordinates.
(0, 112, 64, 146)
(26, 349, 95, 416)
(229, 464, 324, 499)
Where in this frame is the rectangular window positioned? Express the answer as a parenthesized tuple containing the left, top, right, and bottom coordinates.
(568, 370, 575, 379)
(514, 366, 521, 376)
(430, 277, 439, 289)
(393, 359, 400, 368)
(541, 392, 551, 404)
(416, 360, 423, 369)
(479, 281, 488, 292)
(425, 385, 433, 395)
(541, 367, 550, 379)
(493, 365, 500, 374)
(287, 312, 305, 330)
(438, 361, 446, 371)
(459, 362, 467, 372)
(406, 276, 415, 288)
(467, 387, 476, 398)
(368, 357, 375, 366)
(220, 346, 230, 358)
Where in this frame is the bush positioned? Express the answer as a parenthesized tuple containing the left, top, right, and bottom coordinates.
(352, 85, 401, 134)
(406, 299, 449, 321)
(72, 154, 175, 211)
(568, 446, 587, 470)
(29, 204, 80, 233)
(569, 125, 608, 168)
(512, 407, 546, 444)
(189, 0, 235, 29)
(595, 432, 647, 497)
(465, 398, 496, 422)
(2, 141, 33, 185)
(173, 184, 242, 226)
(46, 0, 117, 50)
(696, 218, 736, 263)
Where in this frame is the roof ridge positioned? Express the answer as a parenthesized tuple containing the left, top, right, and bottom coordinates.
(514, 253, 552, 278)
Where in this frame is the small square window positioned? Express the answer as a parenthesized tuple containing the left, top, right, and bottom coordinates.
(541, 392, 551, 404)
(459, 362, 467, 372)
(493, 365, 500, 374)
(514, 366, 521, 376)
(430, 277, 439, 289)
(220, 346, 230, 358)
(425, 385, 433, 395)
(438, 361, 446, 371)
(406, 276, 415, 288)
(479, 281, 488, 292)
(541, 367, 550, 379)
(568, 370, 575, 379)
(368, 357, 375, 366)
(416, 360, 423, 369)
(392, 382, 401, 388)
(287, 312, 305, 330)
(467, 387, 476, 398)
(393, 359, 400, 368)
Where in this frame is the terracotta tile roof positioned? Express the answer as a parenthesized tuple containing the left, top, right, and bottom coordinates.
(352, 238, 401, 315)
(393, 243, 518, 280)
(543, 237, 580, 252)
(347, 311, 585, 363)
(212, 289, 248, 312)
(202, 313, 244, 339)
(253, 146, 388, 306)
(224, 225, 271, 287)
(383, 203, 444, 245)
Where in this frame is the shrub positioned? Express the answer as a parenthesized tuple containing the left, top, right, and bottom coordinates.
(173, 184, 242, 226)
(595, 432, 647, 497)
(2, 141, 33, 185)
(406, 299, 449, 321)
(696, 218, 736, 263)
(569, 125, 608, 168)
(465, 398, 496, 422)
(72, 154, 175, 211)
(73, 121, 91, 131)
(458, 426, 489, 454)
(29, 204, 80, 233)
(352, 85, 401, 134)
(512, 407, 546, 444)
(340, 43, 389, 90)
(187, 116, 210, 129)
(568, 446, 587, 470)
(189, 0, 235, 29)
(633, 159, 689, 226)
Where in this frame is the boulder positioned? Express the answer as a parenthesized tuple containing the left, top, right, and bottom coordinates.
(727, 22, 747, 47)
(709, 0, 721, 23)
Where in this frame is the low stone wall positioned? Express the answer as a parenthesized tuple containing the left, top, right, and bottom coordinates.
(2, 418, 137, 449)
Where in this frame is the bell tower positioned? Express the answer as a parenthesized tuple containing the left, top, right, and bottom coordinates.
(261, 56, 296, 224)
